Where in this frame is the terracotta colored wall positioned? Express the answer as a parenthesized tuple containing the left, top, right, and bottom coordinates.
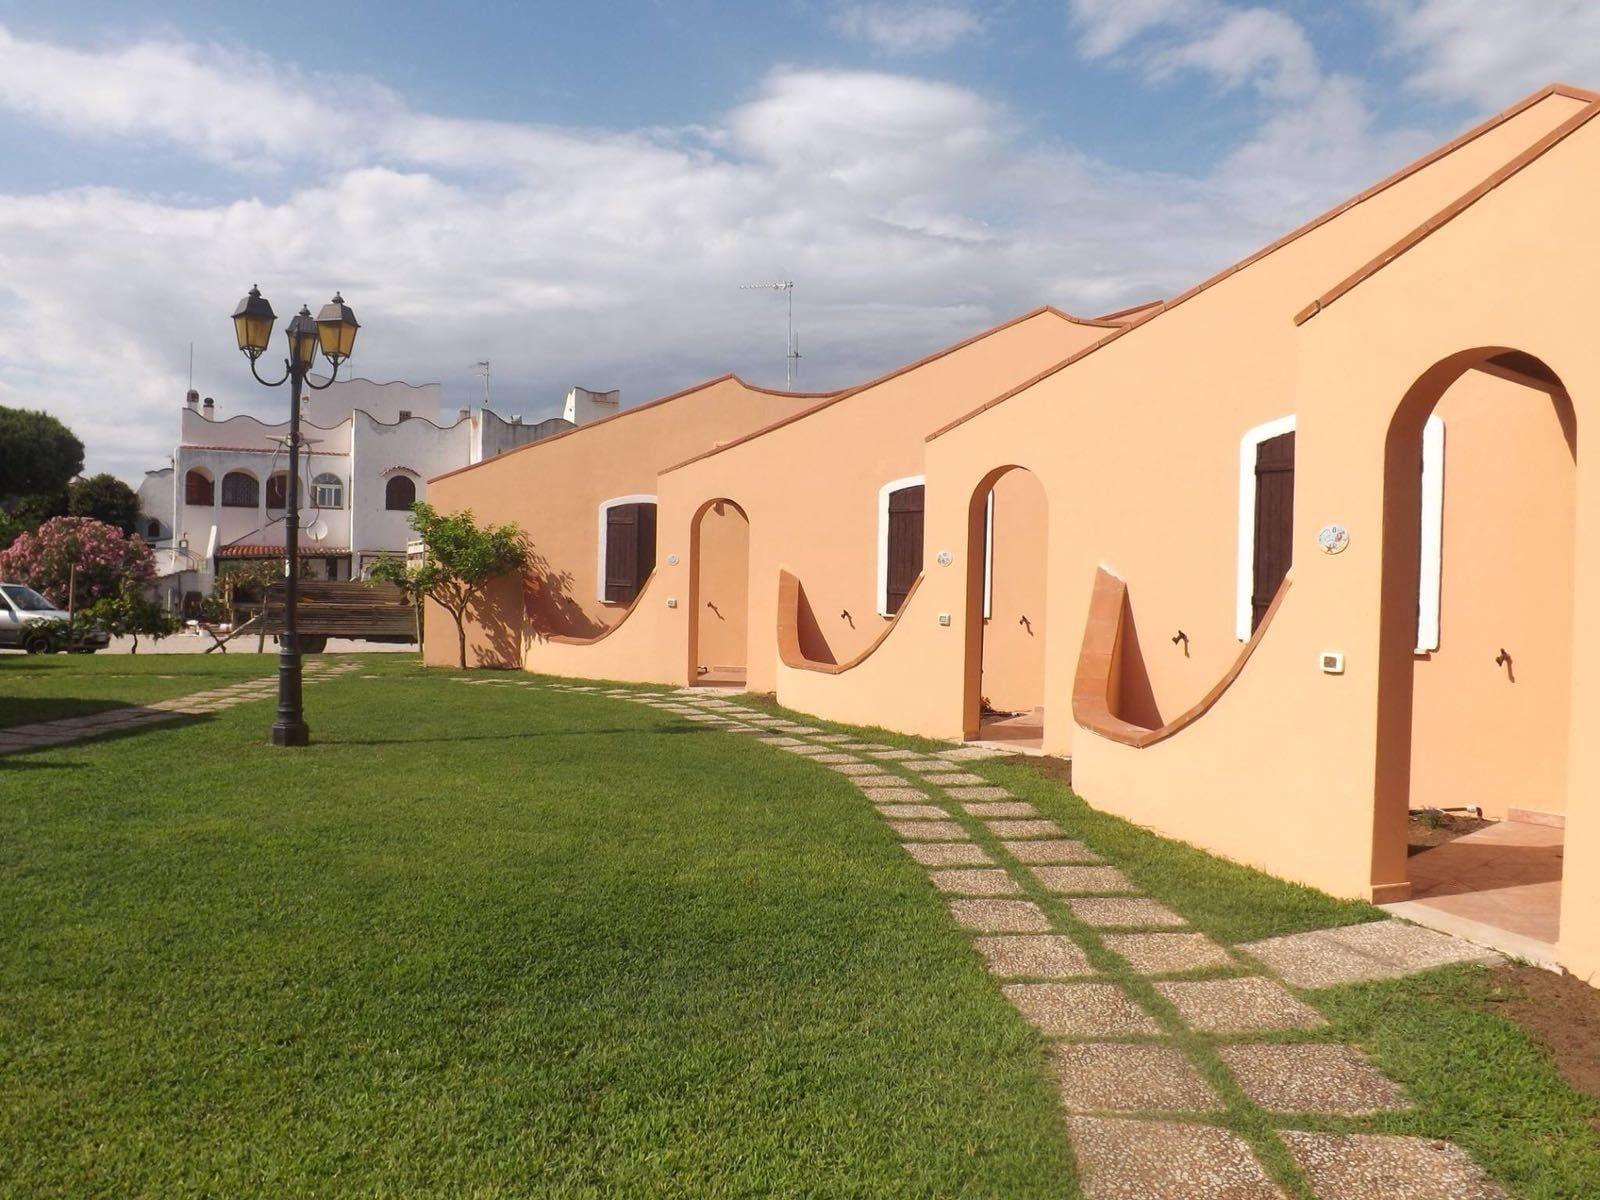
(979, 468, 1048, 714)
(1410, 374, 1576, 820)
(768, 92, 1590, 752)
(663, 309, 1112, 696)
(692, 501, 750, 673)
(421, 376, 817, 667)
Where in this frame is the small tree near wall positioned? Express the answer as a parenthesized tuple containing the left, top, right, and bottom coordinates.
(373, 502, 529, 669)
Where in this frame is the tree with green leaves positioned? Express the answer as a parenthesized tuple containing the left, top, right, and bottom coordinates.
(67, 473, 141, 534)
(81, 583, 182, 653)
(0, 406, 83, 513)
(371, 502, 529, 669)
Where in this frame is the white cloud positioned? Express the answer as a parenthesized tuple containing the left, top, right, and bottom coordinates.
(833, 2, 985, 55)
(1069, 0, 1319, 99)
(1375, 0, 1600, 110)
(0, 23, 1440, 484)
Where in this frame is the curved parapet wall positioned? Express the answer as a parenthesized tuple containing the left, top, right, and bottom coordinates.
(776, 569, 922, 674)
(775, 566, 964, 739)
(524, 568, 684, 684)
(1073, 567, 1291, 748)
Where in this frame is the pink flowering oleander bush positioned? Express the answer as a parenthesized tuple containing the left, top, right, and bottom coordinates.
(0, 516, 154, 606)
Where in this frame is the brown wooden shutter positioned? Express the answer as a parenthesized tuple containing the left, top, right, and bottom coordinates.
(604, 502, 657, 604)
(885, 484, 925, 615)
(1251, 431, 1295, 632)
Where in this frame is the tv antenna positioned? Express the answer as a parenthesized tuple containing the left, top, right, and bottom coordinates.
(471, 360, 492, 407)
(740, 280, 800, 389)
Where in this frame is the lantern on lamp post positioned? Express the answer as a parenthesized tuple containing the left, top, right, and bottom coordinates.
(230, 284, 360, 747)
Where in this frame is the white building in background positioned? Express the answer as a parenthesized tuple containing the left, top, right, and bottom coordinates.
(139, 380, 609, 610)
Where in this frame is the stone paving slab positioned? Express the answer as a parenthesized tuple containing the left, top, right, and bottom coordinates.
(1066, 1116, 1285, 1200)
(758, 736, 806, 746)
(984, 819, 1064, 839)
(785, 726, 823, 734)
(923, 772, 987, 786)
(1053, 1044, 1220, 1112)
(829, 763, 880, 775)
(835, 743, 879, 751)
(861, 786, 928, 802)
(942, 745, 1012, 760)
(1000, 839, 1102, 863)
(903, 842, 992, 867)
(1031, 865, 1137, 894)
(1218, 1044, 1409, 1114)
(961, 801, 1038, 818)
(1003, 983, 1160, 1036)
(1280, 1132, 1506, 1199)
(848, 773, 907, 788)
(949, 898, 1050, 932)
(1103, 933, 1235, 974)
(865, 748, 918, 760)
(975, 935, 1093, 979)
(810, 733, 854, 743)
(811, 753, 862, 764)
(903, 758, 959, 772)
(944, 786, 1013, 801)
(1069, 898, 1187, 928)
(873, 804, 950, 820)
(928, 868, 1023, 897)
(888, 820, 969, 841)
(1155, 978, 1327, 1034)
(1240, 920, 1502, 989)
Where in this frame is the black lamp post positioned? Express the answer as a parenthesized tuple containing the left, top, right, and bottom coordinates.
(230, 285, 360, 747)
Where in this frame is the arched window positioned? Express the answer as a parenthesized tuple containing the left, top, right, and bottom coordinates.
(184, 469, 214, 506)
(266, 472, 288, 509)
(312, 473, 343, 509)
(385, 474, 417, 511)
(145, 519, 161, 540)
(221, 471, 259, 508)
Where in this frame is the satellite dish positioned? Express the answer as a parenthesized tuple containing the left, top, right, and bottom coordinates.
(306, 519, 329, 543)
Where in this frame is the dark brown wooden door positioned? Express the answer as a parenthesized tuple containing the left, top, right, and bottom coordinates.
(885, 484, 925, 615)
(1251, 431, 1295, 632)
(605, 502, 658, 604)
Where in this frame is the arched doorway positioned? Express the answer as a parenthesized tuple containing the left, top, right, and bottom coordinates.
(690, 498, 750, 688)
(1376, 348, 1574, 953)
(965, 467, 1048, 750)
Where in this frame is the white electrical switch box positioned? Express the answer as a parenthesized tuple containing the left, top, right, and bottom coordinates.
(938, 613, 952, 627)
(666, 597, 678, 609)
(1320, 651, 1344, 674)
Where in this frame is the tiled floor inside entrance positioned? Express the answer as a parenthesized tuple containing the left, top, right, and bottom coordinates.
(974, 706, 1045, 753)
(1388, 819, 1563, 962)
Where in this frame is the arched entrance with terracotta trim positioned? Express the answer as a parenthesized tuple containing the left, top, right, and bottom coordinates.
(963, 465, 1048, 750)
(688, 498, 750, 688)
(1375, 347, 1574, 955)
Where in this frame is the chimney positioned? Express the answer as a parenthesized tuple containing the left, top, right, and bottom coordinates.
(202, 396, 215, 417)
(185, 389, 200, 409)
(458, 406, 471, 422)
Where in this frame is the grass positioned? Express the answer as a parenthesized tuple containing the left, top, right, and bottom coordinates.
(0, 651, 276, 725)
(0, 659, 1073, 1198)
(729, 690, 1600, 1197)
(3, 664, 1597, 1197)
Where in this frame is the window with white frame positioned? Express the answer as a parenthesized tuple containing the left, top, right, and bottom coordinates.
(1235, 415, 1443, 650)
(596, 495, 658, 604)
(876, 476, 925, 616)
(312, 472, 344, 509)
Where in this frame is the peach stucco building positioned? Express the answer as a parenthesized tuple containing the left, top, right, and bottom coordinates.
(426, 85, 1600, 985)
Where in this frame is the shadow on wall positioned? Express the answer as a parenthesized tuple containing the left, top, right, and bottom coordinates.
(793, 579, 838, 665)
(1116, 587, 1165, 729)
(522, 551, 601, 640)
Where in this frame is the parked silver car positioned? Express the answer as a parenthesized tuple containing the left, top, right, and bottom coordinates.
(0, 583, 109, 654)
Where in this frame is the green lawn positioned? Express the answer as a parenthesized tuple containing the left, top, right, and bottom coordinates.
(3, 661, 1596, 1198)
(0, 659, 1072, 1197)
(0, 651, 277, 725)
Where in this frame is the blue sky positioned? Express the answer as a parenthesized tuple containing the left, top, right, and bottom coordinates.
(1, 1, 1596, 480)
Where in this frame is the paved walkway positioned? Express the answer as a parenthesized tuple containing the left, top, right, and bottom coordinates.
(0, 661, 360, 755)
(542, 680, 1510, 1200)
